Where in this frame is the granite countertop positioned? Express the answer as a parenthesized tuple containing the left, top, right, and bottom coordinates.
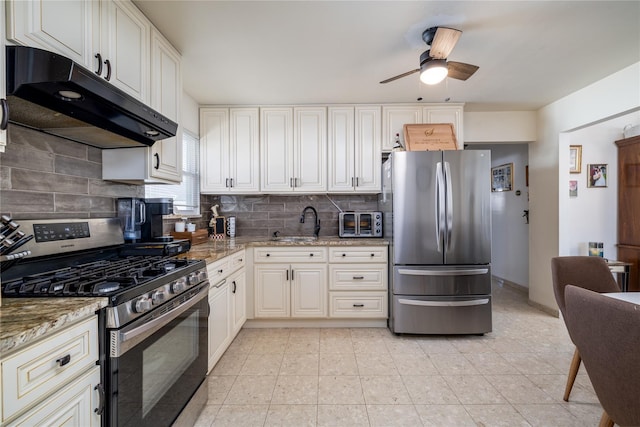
(0, 297, 108, 355)
(183, 236, 389, 264)
(1, 236, 387, 354)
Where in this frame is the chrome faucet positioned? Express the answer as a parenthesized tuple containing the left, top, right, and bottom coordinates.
(300, 206, 321, 238)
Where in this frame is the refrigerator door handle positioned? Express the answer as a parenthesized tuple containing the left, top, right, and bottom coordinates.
(397, 268, 489, 276)
(444, 161, 453, 251)
(436, 162, 445, 252)
(398, 298, 490, 307)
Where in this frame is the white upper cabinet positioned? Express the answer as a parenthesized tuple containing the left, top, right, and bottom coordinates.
(200, 107, 259, 193)
(261, 107, 326, 193)
(102, 26, 181, 184)
(6, 0, 97, 68)
(382, 104, 464, 151)
(328, 106, 381, 193)
(1, 5, 7, 153)
(422, 105, 464, 148)
(381, 106, 422, 151)
(7, 0, 151, 103)
(99, 0, 151, 103)
(148, 28, 182, 182)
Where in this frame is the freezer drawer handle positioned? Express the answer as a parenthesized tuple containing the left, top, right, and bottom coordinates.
(397, 268, 489, 276)
(398, 298, 489, 307)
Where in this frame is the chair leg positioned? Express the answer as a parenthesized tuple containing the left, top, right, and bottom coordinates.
(563, 348, 582, 401)
(598, 411, 614, 427)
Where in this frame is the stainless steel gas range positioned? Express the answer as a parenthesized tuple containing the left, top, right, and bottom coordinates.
(0, 218, 209, 427)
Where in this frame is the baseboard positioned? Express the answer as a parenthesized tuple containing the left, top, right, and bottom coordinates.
(493, 275, 528, 294)
(244, 319, 387, 329)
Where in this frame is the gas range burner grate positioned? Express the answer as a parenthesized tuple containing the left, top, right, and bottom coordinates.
(2, 255, 198, 297)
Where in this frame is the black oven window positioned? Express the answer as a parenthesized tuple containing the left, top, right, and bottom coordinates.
(142, 311, 199, 416)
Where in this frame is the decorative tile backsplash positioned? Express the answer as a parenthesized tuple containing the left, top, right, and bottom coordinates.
(0, 126, 143, 219)
(1, 127, 379, 237)
(198, 194, 379, 238)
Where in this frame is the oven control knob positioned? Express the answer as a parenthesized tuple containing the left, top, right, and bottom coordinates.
(188, 272, 199, 286)
(198, 270, 208, 282)
(151, 290, 166, 305)
(132, 296, 152, 313)
(171, 279, 187, 294)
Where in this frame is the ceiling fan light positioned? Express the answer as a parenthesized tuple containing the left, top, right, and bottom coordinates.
(420, 59, 448, 85)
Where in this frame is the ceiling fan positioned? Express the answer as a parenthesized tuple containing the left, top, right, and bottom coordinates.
(380, 26, 479, 85)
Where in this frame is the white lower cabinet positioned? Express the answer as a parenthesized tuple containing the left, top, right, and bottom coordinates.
(253, 247, 328, 318)
(328, 247, 388, 319)
(1, 316, 101, 426)
(207, 250, 246, 372)
(6, 366, 101, 427)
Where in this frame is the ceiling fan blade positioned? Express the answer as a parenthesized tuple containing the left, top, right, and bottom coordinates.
(379, 68, 420, 84)
(447, 61, 479, 81)
(429, 27, 462, 59)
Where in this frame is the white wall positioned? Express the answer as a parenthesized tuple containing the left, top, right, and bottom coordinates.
(470, 144, 530, 287)
(559, 112, 640, 259)
(465, 111, 537, 143)
(530, 62, 640, 311)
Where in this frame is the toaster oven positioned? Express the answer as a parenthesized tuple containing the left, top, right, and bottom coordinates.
(339, 212, 383, 238)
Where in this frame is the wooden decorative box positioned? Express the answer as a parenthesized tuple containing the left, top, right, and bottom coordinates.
(170, 229, 209, 246)
(403, 123, 458, 151)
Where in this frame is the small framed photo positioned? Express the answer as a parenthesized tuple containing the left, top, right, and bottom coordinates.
(491, 163, 513, 192)
(587, 164, 607, 187)
(569, 180, 578, 197)
(569, 145, 582, 173)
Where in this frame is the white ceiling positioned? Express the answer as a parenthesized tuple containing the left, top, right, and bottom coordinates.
(133, 1, 640, 111)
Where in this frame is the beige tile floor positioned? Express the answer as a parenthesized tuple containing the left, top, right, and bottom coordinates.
(194, 282, 602, 426)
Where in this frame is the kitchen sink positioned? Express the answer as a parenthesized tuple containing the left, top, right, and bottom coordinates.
(271, 236, 318, 243)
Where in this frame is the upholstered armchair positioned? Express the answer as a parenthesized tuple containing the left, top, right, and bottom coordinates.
(564, 285, 640, 427)
(550, 256, 620, 401)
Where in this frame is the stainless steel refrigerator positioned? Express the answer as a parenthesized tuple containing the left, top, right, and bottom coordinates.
(379, 150, 492, 334)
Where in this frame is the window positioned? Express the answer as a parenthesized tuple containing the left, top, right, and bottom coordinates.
(145, 131, 200, 216)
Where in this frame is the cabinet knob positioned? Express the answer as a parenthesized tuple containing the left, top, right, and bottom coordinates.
(218, 269, 223, 274)
(370, 253, 375, 257)
(310, 253, 314, 257)
(266, 253, 270, 257)
(342, 253, 346, 257)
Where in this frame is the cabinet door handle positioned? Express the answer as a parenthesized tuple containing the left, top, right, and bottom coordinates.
(353, 303, 365, 308)
(356, 177, 360, 187)
(94, 53, 103, 76)
(226, 178, 230, 187)
(290, 178, 294, 188)
(104, 59, 112, 81)
(353, 276, 364, 280)
(351, 177, 355, 187)
(286, 269, 289, 280)
(0, 99, 8, 130)
(154, 153, 160, 169)
(232, 281, 237, 293)
(94, 384, 105, 415)
(295, 177, 300, 187)
(230, 178, 234, 187)
(291, 269, 294, 280)
(56, 354, 71, 367)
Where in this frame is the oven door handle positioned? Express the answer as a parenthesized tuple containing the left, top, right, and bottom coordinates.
(111, 282, 209, 357)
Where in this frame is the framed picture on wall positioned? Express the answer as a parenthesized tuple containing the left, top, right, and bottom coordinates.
(569, 145, 582, 173)
(587, 164, 607, 187)
(491, 163, 513, 192)
(569, 180, 578, 197)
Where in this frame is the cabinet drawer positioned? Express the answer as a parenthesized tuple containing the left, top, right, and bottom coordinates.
(329, 247, 388, 263)
(329, 265, 387, 290)
(229, 250, 246, 272)
(329, 292, 388, 318)
(207, 257, 230, 284)
(254, 247, 327, 263)
(6, 366, 101, 427)
(1, 317, 98, 422)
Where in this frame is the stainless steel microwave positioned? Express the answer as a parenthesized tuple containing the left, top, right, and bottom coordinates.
(339, 212, 383, 238)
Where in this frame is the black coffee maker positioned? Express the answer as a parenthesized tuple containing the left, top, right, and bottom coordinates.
(141, 198, 174, 242)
